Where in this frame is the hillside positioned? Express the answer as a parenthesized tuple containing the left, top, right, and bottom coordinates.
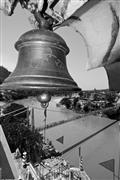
(0, 66, 11, 84)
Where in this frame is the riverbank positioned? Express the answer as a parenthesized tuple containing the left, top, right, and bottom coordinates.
(37, 114, 83, 131)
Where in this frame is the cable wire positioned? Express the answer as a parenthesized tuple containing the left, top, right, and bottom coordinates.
(0, 107, 26, 117)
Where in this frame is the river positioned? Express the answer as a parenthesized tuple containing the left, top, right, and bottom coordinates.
(16, 97, 120, 180)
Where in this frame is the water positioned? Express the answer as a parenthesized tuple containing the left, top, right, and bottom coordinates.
(16, 97, 120, 180)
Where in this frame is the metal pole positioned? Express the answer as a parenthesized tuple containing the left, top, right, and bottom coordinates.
(69, 171, 73, 180)
(26, 107, 30, 122)
(0, 168, 2, 179)
(112, 158, 115, 180)
(113, 171, 115, 180)
(79, 146, 81, 169)
(79, 146, 82, 180)
(31, 108, 35, 131)
(44, 116, 46, 143)
(118, 121, 120, 180)
(43, 107, 47, 143)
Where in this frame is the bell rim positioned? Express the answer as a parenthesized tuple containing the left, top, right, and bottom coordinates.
(0, 83, 80, 91)
(0, 84, 81, 98)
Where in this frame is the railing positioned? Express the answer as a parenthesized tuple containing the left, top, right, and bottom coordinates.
(0, 168, 2, 179)
(28, 163, 40, 180)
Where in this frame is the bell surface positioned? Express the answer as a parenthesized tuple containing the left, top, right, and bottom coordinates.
(1, 29, 80, 96)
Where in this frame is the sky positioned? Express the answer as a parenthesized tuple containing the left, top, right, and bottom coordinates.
(0, 4, 108, 90)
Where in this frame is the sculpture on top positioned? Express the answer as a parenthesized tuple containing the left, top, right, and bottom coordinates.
(0, 0, 67, 29)
(0, 0, 88, 29)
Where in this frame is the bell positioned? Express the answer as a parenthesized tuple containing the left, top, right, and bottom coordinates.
(1, 29, 80, 96)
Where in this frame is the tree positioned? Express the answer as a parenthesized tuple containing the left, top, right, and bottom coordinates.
(106, 91, 116, 105)
(103, 107, 120, 120)
(0, 66, 11, 84)
(0, 103, 43, 164)
(83, 104, 89, 113)
(59, 97, 72, 109)
(78, 90, 83, 97)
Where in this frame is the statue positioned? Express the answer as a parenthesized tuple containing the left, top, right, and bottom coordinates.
(0, 0, 87, 29)
(0, 0, 65, 29)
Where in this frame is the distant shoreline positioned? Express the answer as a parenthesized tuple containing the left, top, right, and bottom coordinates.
(37, 114, 83, 131)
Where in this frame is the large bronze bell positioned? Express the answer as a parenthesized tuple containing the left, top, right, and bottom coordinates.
(1, 29, 80, 96)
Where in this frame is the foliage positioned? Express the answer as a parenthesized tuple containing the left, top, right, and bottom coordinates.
(83, 104, 89, 113)
(59, 90, 118, 115)
(59, 97, 72, 109)
(102, 106, 120, 120)
(78, 91, 83, 97)
(0, 66, 11, 84)
(0, 103, 43, 164)
(105, 92, 116, 105)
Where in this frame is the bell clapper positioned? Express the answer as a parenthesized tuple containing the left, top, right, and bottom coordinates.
(37, 92, 51, 142)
